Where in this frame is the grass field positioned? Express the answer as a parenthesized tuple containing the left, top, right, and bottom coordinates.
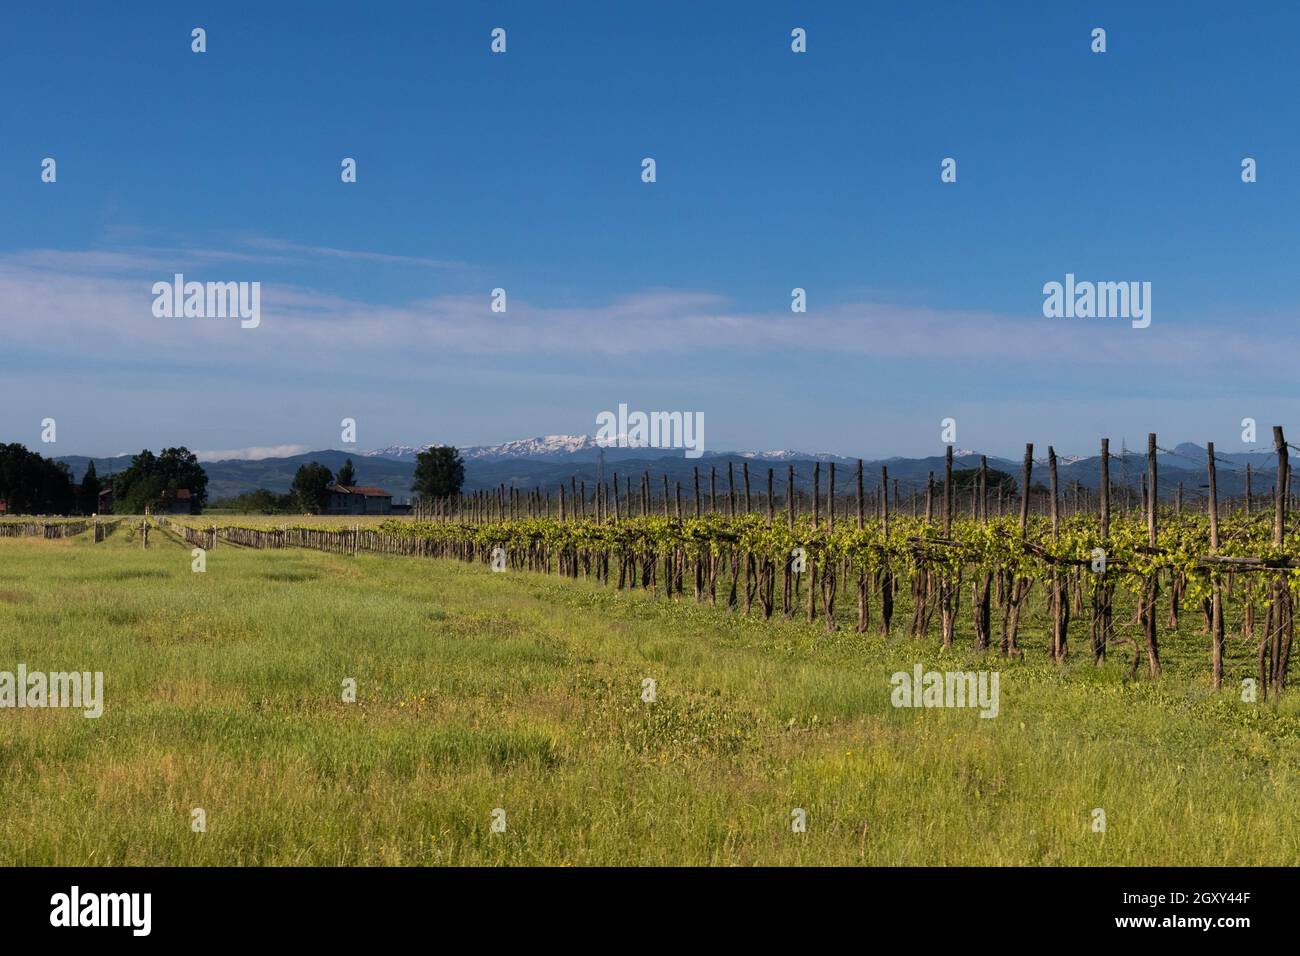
(0, 524, 1296, 865)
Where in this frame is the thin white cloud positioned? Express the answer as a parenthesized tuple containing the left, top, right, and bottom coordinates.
(194, 444, 311, 462)
(242, 237, 467, 270)
(0, 246, 1291, 378)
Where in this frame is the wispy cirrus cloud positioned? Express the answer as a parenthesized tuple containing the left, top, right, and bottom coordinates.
(0, 243, 1291, 377)
(241, 237, 467, 270)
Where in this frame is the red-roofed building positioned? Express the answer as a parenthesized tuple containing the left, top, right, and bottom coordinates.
(324, 483, 393, 515)
(162, 488, 196, 515)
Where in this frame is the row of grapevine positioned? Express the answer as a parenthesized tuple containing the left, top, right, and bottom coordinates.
(157, 435, 1295, 698)
(0, 518, 122, 540)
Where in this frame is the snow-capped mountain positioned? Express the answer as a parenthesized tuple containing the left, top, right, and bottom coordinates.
(364, 435, 611, 463)
(738, 449, 856, 463)
(365, 435, 861, 464)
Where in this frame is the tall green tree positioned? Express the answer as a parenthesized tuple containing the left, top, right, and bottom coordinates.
(412, 446, 465, 499)
(79, 460, 102, 514)
(112, 447, 208, 514)
(336, 458, 356, 486)
(291, 462, 334, 513)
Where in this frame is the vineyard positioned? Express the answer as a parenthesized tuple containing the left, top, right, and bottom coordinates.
(2, 433, 1296, 867)
(159, 433, 1298, 698)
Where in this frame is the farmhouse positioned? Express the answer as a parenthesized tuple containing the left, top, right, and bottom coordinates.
(97, 488, 114, 514)
(324, 484, 393, 515)
(161, 489, 196, 515)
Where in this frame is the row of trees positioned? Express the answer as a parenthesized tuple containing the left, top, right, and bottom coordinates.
(0, 445, 207, 515)
(0, 444, 78, 514)
(0, 443, 464, 517)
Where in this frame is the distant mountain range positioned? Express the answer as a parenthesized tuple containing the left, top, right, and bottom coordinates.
(362, 435, 870, 464)
(53, 436, 1283, 503)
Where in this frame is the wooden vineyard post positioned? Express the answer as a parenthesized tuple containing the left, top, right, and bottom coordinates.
(1018, 447, 1031, 533)
(784, 465, 795, 617)
(821, 463, 836, 631)
(1137, 433, 1161, 677)
(978, 455, 988, 522)
(1048, 447, 1068, 662)
(759, 468, 769, 528)
(972, 456, 992, 651)
(1093, 438, 1111, 665)
(880, 465, 893, 636)
(1262, 426, 1292, 698)
(808, 463, 819, 622)
(1001, 444, 1033, 657)
(660, 475, 673, 594)
(855, 460, 864, 530)
(761, 468, 775, 619)
(812, 463, 820, 528)
(911, 471, 936, 640)
(739, 467, 755, 613)
(1207, 442, 1225, 689)
(827, 463, 834, 534)
(944, 447, 953, 538)
(855, 460, 868, 633)
(940, 446, 957, 649)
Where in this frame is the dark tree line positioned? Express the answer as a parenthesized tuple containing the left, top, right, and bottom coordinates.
(1, 442, 465, 516)
(0, 444, 76, 514)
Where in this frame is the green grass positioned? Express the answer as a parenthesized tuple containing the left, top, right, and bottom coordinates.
(0, 527, 1296, 865)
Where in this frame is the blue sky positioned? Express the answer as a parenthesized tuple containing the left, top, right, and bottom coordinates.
(2, 1, 1298, 459)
